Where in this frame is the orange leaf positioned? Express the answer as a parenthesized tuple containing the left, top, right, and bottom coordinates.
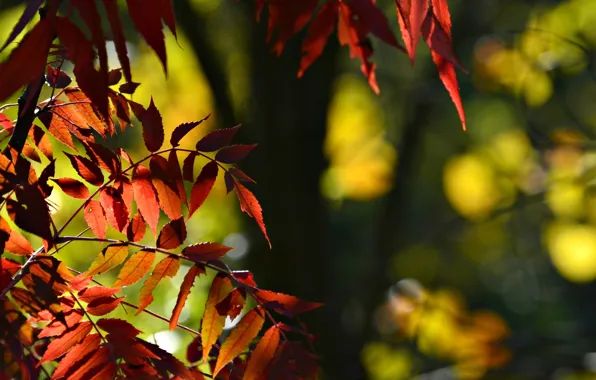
(255, 290, 323, 318)
(64, 152, 104, 186)
(86, 296, 124, 316)
(114, 250, 156, 287)
(157, 218, 187, 249)
(140, 98, 164, 152)
(0, 216, 33, 256)
(213, 307, 265, 377)
(84, 200, 108, 239)
(78, 285, 122, 303)
(201, 274, 233, 362)
(169, 264, 205, 330)
(66, 346, 112, 379)
(243, 325, 281, 380)
(99, 186, 129, 232)
(126, 213, 146, 242)
(83, 244, 129, 278)
(52, 177, 90, 199)
(38, 309, 84, 339)
(37, 110, 76, 150)
(188, 161, 218, 218)
(234, 182, 271, 248)
(51, 333, 101, 379)
(136, 255, 180, 314)
(182, 242, 233, 262)
(150, 155, 182, 220)
(64, 87, 112, 137)
(40, 321, 93, 364)
(132, 165, 160, 236)
(0, 18, 53, 104)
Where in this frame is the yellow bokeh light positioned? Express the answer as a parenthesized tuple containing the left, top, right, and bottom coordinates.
(443, 154, 501, 220)
(546, 222, 596, 283)
(546, 181, 585, 220)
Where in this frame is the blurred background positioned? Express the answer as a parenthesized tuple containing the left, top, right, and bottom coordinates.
(4, 0, 596, 378)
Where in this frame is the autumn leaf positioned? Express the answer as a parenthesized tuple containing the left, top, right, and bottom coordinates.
(86, 296, 124, 316)
(101, 0, 132, 84)
(64, 152, 104, 186)
(0, 18, 53, 104)
(201, 274, 233, 362)
(38, 309, 84, 339)
(0, 216, 33, 256)
(188, 161, 218, 218)
(169, 264, 205, 330)
(97, 318, 142, 339)
(195, 125, 240, 152)
(132, 165, 160, 236)
(298, 1, 338, 78)
(83, 244, 129, 278)
(170, 114, 210, 147)
(168, 150, 188, 206)
(84, 200, 108, 239)
(137, 255, 180, 314)
(83, 141, 120, 176)
(255, 289, 323, 318)
(114, 250, 156, 287)
(51, 178, 90, 199)
(395, 0, 429, 64)
(126, 213, 146, 242)
(115, 175, 134, 214)
(157, 218, 187, 249)
(182, 152, 198, 182)
(229, 167, 256, 184)
(150, 155, 182, 220)
(213, 307, 265, 377)
(99, 186, 129, 232)
(78, 285, 122, 303)
(243, 325, 281, 380)
(215, 288, 246, 319)
(234, 182, 271, 248)
(65, 346, 112, 379)
(126, 0, 170, 72)
(263, 0, 318, 56)
(215, 144, 258, 164)
(7, 186, 52, 241)
(40, 321, 93, 364)
(45, 65, 72, 88)
(50, 333, 101, 379)
(140, 98, 164, 152)
(182, 242, 233, 262)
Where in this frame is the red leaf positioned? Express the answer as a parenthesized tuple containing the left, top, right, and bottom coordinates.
(51, 334, 101, 379)
(187, 336, 202, 363)
(126, 213, 146, 242)
(201, 274, 233, 362)
(99, 186, 129, 232)
(0, 112, 13, 129)
(38, 309, 84, 339)
(195, 125, 240, 152)
(78, 285, 122, 303)
(182, 152, 198, 182)
(215, 144, 257, 164)
(101, 0, 132, 84)
(87, 296, 124, 316)
(264, 0, 318, 55)
(126, 0, 169, 72)
(430, 52, 466, 131)
(182, 242, 233, 262)
(64, 152, 104, 186)
(141, 98, 164, 152)
(169, 264, 205, 330)
(347, 0, 401, 48)
(115, 176, 134, 215)
(114, 249, 156, 287)
(170, 114, 210, 147)
(188, 161, 218, 218)
(233, 270, 257, 288)
(298, 2, 338, 78)
(0, 18, 53, 104)
(45, 65, 72, 88)
(213, 307, 265, 377)
(56, 18, 109, 121)
(215, 288, 246, 319)
(132, 165, 160, 236)
(157, 218, 187, 249)
(136, 255, 180, 314)
(108, 90, 131, 131)
(84, 200, 108, 239)
(51, 178, 90, 199)
(168, 150, 188, 206)
(244, 325, 281, 380)
(83, 244, 129, 278)
(229, 167, 256, 184)
(30, 124, 53, 160)
(37, 109, 76, 150)
(395, 0, 429, 64)
(255, 290, 323, 318)
(234, 182, 271, 248)
(67, 346, 113, 379)
(83, 141, 120, 177)
(63, 87, 112, 139)
(39, 321, 93, 364)
(150, 155, 182, 220)
(97, 318, 142, 339)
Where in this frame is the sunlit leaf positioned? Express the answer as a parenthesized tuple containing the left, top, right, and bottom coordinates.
(83, 244, 129, 278)
(114, 250, 156, 287)
(244, 325, 281, 380)
(201, 274, 233, 362)
(137, 255, 180, 314)
(169, 264, 205, 330)
(188, 161, 218, 218)
(39, 321, 93, 364)
(157, 218, 186, 249)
